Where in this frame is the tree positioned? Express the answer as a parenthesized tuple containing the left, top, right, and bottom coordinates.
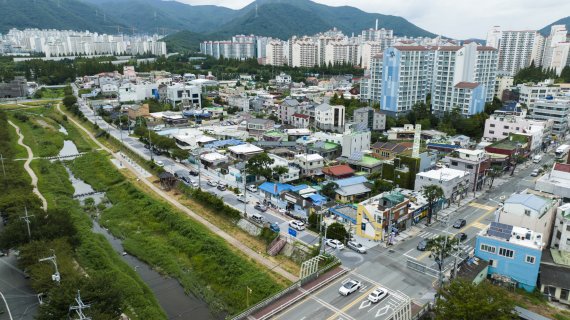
(62, 95, 77, 109)
(510, 154, 526, 176)
(326, 222, 348, 242)
(320, 182, 338, 200)
(245, 152, 274, 181)
(272, 166, 288, 181)
(434, 278, 516, 320)
(426, 235, 460, 289)
(171, 149, 189, 162)
(487, 165, 503, 189)
(560, 66, 570, 83)
(371, 179, 394, 195)
(422, 185, 444, 225)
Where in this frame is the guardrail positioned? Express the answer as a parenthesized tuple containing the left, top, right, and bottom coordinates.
(406, 258, 440, 279)
(228, 259, 342, 320)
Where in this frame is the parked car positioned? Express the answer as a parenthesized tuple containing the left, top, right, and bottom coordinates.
(347, 241, 367, 254)
(530, 169, 540, 177)
(269, 222, 280, 233)
(246, 185, 258, 193)
(190, 179, 199, 188)
(289, 220, 305, 231)
(217, 184, 227, 191)
(339, 280, 362, 296)
(278, 208, 287, 214)
(254, 203, 268, 212)
(326, 239, 345, 250)
(207, 180, 217, 187)
(453, 219, 466, 229)
(236, 193, 247, 203)
(368, 287, 388, 303)
(250, 213, 264, 224)
(533, 155, 542, 163)
(189, 170, 199, 176)
(154, 160, 164, 167)
(417, 239, 428, 251)
(454, 232, 467, 242)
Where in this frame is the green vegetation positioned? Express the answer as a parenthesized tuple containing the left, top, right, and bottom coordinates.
(67, 152, 286, 315)
(0, 111, 166, 320)
(422, 185, 444, 225)
(182, 186, 242, 221)
(434, 279, 516, 320)
(33, 87, 65, 99)
(326, 222, 349, 243)
(514, 61, 561, 84)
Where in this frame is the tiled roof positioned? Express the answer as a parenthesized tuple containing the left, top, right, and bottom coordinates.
(322, 164, 355, 177)
(554, 163, 570, 173)
(393, 45, 430, 51)
(292, 113, 310, 119)
(455, 82, 480, 89)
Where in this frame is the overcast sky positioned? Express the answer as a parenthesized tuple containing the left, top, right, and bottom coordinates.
(175, 0, 570, 39)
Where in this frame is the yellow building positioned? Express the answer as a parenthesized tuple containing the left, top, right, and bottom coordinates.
(356, 192, 409, 241)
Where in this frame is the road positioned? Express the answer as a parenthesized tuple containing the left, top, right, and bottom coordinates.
(72, 88, 319, 246)
(0, 254, 38, 320)
(274, 151, 555, 319)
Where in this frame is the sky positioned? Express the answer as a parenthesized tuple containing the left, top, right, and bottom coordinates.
(175, 0, 570, 39)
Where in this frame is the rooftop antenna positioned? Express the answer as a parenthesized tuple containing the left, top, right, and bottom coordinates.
(375, 18, 378, 30)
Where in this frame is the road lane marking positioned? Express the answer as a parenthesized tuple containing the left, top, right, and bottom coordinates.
(471, 222, 488, 230)
(376, 305, 391, 317)
(468, 202, 495, 211)
(325, 286, 377, 320)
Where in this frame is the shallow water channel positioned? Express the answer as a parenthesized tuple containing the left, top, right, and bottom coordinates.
(63, 141, 217, 319)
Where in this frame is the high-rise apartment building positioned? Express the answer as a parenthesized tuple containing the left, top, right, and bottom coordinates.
(493, 29, 542, 76)
(265, 40, 286, 66)
(200, 35, 257, 59)
(291, 38, 318, 67)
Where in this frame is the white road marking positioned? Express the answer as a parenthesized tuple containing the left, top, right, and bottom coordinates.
(376, 305, 391, 317)
(359, 300, 371, 310)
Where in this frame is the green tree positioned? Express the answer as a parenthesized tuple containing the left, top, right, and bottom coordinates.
(560, 66, 570, 83)
(272, 165, 289, 181)
(171, 149, 189, 162)
(245, 152, 275, 181)
(510, 154, 526, 176)
(62, 95, 77, 109)
(422, 185, 444, 224)
(426, 235, 460, 287)
(434, 278, 516, 320)
(487, 165, 503, 189)
(371, 179, 394, 195)
(326, 222, 348, 242)
(320, 182, 338, 200)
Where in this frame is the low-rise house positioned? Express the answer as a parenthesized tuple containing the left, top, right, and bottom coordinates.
(291, 113, 310, 128)
(200, 152, 229, 168)
(315, 103, 345, 132)
(414, 168, 470, 204)
(540, 249, 570, 305)
(356, 191, 410, 241)
(306, 141, 342, 160)
(353, 107, 386, 131)
(127, 103, 149, 119)
(245, 118, 275, 136)
(475, 222, 544, 292)
(280, 185, 327, 219)
(259, 182, 293, 204)
(344, 153, 383, 174)
(371, 142, 412, 160)
(329, 204, 357, 225)
(292, 153, 324, 176)
(227, 143, 264, 160)
(322, 164, 355, 180)
(536, 163, 570, 200)
(551, 203, 570, 251)
(267, 153, 300, 183)
(444, 149, 490, 192)
(333, 176, 371, 203)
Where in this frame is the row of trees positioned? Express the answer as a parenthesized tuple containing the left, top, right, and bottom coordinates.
(514, 62, 570, 84)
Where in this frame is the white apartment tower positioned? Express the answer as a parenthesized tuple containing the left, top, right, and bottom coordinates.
(265, 40, 285, 66)
(496, 29, 542, 76)
(291, 38, 318, 68)
(360, 41, 383, 69)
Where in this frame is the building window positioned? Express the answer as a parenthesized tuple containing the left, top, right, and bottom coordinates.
(489, 130, 495, 134)
(480, 244, 496, 254)
(499, 247, 514, 258)
(490, 124, 495, 127)
(561, 289, 569, 301)
(524, 209, 531, 216)
(566, 238, 570, 245)
(451, 161, 458, 166)
(466, 164, 474, 169)
(566, 225, 570, 232)
(525, 255, 535, 264)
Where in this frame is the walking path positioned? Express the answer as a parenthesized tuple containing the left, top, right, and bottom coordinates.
(8, 120, 48, 212)
(57, 105, 298, 282)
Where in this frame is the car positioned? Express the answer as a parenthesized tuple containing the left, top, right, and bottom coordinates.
(190, 179, 199, 188)
(246, 185, 258, 193)
(346, 241, 367, 254)
(269, 222, 280, 233)
(368, 287, 388, 303)
(278, 208, 287, 214)
(236, 193, 247, 203)
(338, 280, 362, 296)
(417, 239, 428, 251)
(533, 155, 542, 163)
(254, 203, 268, 212)
(189, 170, 199, 176)
(207, 180, 217, 187)
(154, 160, 164, 167)
(530, 169, 540, 177)
(250, 213, 265, 224)
(453, 219, 466, 229)
(326, 239, 345, 250)
(217, 184, 227, 191)
(454, 232, 467, 242)
(289, 220, 305, 231)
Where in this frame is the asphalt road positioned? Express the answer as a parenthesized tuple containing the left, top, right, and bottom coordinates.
(0, 254, 38, 320)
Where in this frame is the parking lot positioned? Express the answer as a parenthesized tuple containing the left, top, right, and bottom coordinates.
(275, 272, 410, 320)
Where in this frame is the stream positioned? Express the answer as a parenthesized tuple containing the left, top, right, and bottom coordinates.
(62, 140, 217, 320)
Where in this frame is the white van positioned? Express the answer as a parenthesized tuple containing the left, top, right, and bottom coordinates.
(533, 155, 542, 163)
(250, 213, 264, 224)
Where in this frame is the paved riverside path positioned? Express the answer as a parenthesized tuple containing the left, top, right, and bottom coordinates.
(57, 105, 298, 282)
(8, 120, 48, 212)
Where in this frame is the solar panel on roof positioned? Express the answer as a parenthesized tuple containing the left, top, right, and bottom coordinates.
(488, 222, 513, 240)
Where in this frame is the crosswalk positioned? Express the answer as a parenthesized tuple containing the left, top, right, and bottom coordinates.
(417, 231, 440, 239)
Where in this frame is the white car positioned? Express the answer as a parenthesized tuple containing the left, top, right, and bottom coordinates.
(326, 239, 345, 250)
(190, 179, 199, 188)
(347, 241, 366, 253)
(289, 220, 305, 231)
(368, 287, 388, 303)
(154, 160, 164, 167)
(236, 193, 247, 203)
(246, 185, 258, 193)
(278, 208, 287, 214)
(339, 280, 362, 296)
(207, 180, 217, 187)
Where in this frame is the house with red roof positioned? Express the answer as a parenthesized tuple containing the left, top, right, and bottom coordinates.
(322, 164, 355, 180)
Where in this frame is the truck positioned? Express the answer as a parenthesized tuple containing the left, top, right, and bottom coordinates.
(555, 144, 570, 159)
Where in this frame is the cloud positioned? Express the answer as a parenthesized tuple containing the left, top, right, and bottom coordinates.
(175, 0, 570, 38)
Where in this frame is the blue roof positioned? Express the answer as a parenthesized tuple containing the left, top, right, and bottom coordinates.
(505, 193, 548, 211)
(334, 176, 368, 187)
(259, 182, 293, 196)
(290, 184, 309, 192)
(427, 143, 461, 149)
(204, 139, 244, 149)
(308, 194, 327, 205)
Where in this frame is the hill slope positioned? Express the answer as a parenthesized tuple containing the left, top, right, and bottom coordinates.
(0, 0, 123, 34)
(540, 16, 570, 35)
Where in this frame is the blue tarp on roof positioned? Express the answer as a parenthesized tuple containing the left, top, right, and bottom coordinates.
(259, 182, 293, 196)
(334, 176, 368, 187)
(308, 194, 327, 205)
(290, 184, 309, 192)
(204, 139, 244, 149)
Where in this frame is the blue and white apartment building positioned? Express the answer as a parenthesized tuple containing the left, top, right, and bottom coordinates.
(475, 222, 544, 292)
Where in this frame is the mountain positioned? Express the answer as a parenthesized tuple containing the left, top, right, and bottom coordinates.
(540, 16, 570, 35)
(0, 0, 124, 34)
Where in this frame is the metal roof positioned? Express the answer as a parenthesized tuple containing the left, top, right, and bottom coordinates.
(504, 193, 548, 212)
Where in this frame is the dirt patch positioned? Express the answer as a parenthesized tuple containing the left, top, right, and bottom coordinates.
(35, 118, 55, 130)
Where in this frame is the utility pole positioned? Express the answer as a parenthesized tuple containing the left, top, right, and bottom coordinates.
(0, 153, 5, 177)
(246, 287, 252, 308)
(243, 170, 248, 218)
(69, 290, 91, 320)
(20, 207, 34, 241)
(39, 250, 60, 283)
(148, 129, 154, 162)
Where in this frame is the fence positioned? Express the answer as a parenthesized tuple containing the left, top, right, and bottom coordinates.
(406, 258, 440, 279)
(228, 259, 342, 320)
